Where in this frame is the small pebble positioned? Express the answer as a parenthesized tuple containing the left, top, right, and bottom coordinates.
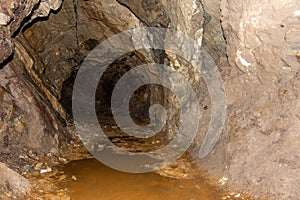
(40, 167, 52, 174)
(71, 175, 77, 181)
(59, 157, 68, 163)
(47, 153, 52, 157)
(34, 163, 44, 171)
(235, 193, 241, 198)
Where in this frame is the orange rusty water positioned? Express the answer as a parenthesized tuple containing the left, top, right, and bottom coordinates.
(63, 159, 242, 200)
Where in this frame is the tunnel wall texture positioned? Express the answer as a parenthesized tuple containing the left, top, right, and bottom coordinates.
(0, 0, 300, 199)
(201, 1, 300, 199)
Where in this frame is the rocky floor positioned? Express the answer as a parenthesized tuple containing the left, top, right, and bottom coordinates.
(0, 117, 256, 200)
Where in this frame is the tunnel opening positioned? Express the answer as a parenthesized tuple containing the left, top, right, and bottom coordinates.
(59, 47, 178, 155)
(94, 52, 152, 123)
(59, 51, 155, 123)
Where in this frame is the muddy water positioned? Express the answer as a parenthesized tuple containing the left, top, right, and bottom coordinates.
(63, 159, 243, 200)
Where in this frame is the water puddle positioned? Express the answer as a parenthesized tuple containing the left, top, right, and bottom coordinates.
(63, 159, 245, 200)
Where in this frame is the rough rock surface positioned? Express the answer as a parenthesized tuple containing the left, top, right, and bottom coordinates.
(196, 0, 300, 199)
(0, 162, 31, 199)
(0, 56, 69, 170)
(20, 0, 142, 120)
(0, 0, 63, 64)
(116, 0, 300, 199)
(0, 0, 67, 198)
(201, 0, 227, 64)
(0, 0, 300, 199)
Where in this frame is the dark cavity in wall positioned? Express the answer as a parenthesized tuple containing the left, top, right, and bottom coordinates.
(59, 52, 153, 124)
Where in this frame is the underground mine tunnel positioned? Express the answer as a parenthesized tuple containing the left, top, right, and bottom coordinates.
(0, 0, 300, 199)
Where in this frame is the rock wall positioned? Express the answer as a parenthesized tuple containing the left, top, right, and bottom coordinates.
(0, 162, 31, 199)
(0, 0, 63, 64)
(20, 0, 142, 120)
(0, 0, 68, 163)
(0, 0, 299, 199)
(0, 0, 68, 196)
(0, 58, 68, 167)
(197, 0, 300, 199)
(118, 0, 300, 199)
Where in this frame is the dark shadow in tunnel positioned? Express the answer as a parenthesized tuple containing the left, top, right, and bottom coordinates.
(59, 50, 180, 153)
(59, 52, 153, 124)
(60, 69, 77, 119)
(95, 52, 153, 125)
